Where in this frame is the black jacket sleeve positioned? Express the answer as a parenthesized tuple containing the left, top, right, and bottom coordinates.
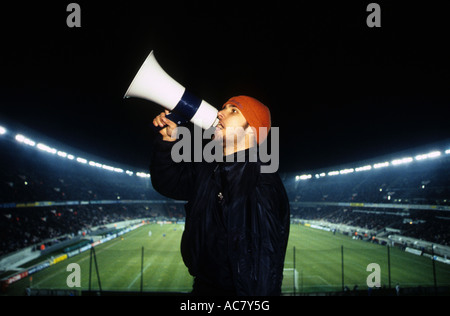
(149, 137, 196, 201)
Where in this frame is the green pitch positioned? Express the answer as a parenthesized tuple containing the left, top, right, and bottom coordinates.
(285, 224, 450, 293)
(4, 223, 450, 295)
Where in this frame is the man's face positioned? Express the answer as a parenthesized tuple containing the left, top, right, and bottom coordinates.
(214, 104, 249, 143)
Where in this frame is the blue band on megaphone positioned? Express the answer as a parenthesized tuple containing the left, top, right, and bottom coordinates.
(172, 90, 202, 121)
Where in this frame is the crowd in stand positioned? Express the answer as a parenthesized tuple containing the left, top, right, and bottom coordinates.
(1, 137, 450, 257)
(0, 204, 153, 257)
(0, 140, 172, 257)
(290, 206, 450, 246)
(290, 206, 400, 231)
(287, 155, 450, 246)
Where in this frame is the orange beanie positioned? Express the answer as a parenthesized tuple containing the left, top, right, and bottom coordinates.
(223, 96, 271, 144)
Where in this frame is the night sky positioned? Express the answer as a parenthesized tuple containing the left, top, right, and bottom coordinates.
(1, 1, 449, 173)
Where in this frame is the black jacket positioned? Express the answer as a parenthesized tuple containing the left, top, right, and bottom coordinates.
(150, 138, 290, 296)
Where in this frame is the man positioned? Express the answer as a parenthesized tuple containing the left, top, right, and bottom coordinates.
(150, 95, 290, 296)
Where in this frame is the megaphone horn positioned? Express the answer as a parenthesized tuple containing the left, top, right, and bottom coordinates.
(124, 51, 219, 130)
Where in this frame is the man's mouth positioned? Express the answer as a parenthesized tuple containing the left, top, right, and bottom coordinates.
(216, 122, 224, 130)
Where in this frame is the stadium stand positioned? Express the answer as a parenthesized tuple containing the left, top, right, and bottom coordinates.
(1, 124, 449, 260)
(0, 130, 185, 258)
(286, 149, 450, 249)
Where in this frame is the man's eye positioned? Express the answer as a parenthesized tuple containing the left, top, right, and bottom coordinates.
(231, 109, 237, 113)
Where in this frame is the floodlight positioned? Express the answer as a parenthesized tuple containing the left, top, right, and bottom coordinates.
(102, 164, 114, 171)
(339, 168, 354, 175)
(15, 134, 36, 147)
(373, 162, 389, 169)
(89, 161, 103, 168)
(428, 151, 441, 158)
(415, 151, 441, 161)
(57, 151, 68, 158)
(0, 126, 6, 135)
(328, 171, 339, 176)
(355, 165, 372, 172)
(391, 157, 413, 165)
(76, 157, 87, 164)
(37, 143, 57, 154)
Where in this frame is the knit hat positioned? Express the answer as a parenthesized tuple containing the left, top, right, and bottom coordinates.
(223, 96, 271, 144)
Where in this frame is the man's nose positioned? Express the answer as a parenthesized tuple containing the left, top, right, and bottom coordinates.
(217, 110, 225, 119)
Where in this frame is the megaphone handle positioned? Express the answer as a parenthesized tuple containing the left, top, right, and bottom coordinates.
(151, 112, 189, 132)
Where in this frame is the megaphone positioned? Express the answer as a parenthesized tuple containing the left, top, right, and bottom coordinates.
(124, 51, 219, 130)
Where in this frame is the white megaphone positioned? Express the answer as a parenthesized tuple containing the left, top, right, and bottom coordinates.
(124, 51, 219, 130)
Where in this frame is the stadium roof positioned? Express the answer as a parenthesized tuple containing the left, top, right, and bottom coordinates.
(1, 2, 449, 173)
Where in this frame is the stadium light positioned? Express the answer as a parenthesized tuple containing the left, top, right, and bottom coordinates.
(355, 165, 372, 172)
(6, 126, 148, 180)
(89, 161, 103, 168)
(293, 143, 449, 181)
(15, 134, 36, 147)
(57, 151, 68, 158)
(76, 157, 87, 164)
(16, 134, 25, 142)
(37, 143, 57, 155)
(102, 164, 114, 171)
(415, 151, 441, 161)
(373, 162, 389, 169)
(339, 168, 354, 175)
(391, 157, 413, 166)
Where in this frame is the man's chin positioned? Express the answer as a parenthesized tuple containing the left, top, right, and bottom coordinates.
(212, 131, 224, 142)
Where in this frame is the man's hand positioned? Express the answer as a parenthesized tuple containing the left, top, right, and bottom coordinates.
(153, 110, 178, 142)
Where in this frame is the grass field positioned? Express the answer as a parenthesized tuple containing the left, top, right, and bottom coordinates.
(4, 223, 450, 295)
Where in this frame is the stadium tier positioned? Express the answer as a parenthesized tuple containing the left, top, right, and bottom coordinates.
(285, 149, 450, 248)
(1, 124, 449, 275)
(0, 128, 184, 257)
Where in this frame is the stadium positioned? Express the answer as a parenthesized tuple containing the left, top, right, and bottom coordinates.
(1, 123, 449, 296)
(1, 2, 450, 305)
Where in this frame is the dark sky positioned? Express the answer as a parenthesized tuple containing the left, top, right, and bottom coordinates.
(1, 1, 449, 173)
